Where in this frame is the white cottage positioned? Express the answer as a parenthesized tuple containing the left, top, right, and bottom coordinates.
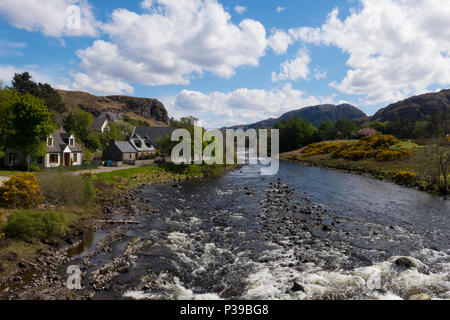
(4, 129, 83, 168)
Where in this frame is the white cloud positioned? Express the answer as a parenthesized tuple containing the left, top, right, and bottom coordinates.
(276, 7, 286, 13)
(71, 72, 134, 95)
(272, 49, 311, 82)
(140, 0, 153, 9)
(276, 0, 450, 104)
(74, 0, 267, 91)
(0, 0, 99, 37)
(267, 29, 292, 55)
(234, 5, 247, 14)
(165, 84, 333, 128)
(314, 68, 327, 80)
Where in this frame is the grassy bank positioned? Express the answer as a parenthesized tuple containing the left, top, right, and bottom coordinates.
(281, 136, 449, 195)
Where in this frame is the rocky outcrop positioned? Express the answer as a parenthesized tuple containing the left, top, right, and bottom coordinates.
(106, 95, 170, 124)
(372, 89, 450, 122)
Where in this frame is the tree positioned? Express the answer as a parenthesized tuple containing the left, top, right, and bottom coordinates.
(335, 119, 359, 139)
(5, 94, 54, 158)
(317, 120, 336, 141)
(63, 108, 93, 142)
(11, 72, 66, 113)
(0, 87, 21, 149)
(275, 116, 317, 152)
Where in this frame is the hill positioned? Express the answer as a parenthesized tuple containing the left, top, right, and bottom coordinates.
(57, 90, 170, 127)
(226, 103, 367, 130)
(372, 89, 450, 122)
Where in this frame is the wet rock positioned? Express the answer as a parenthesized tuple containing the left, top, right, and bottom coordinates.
(408, 293, 431, 300)
(290, 282, 305, 292)
(0, 262, 4, 273)
(395, 257, 417, 269)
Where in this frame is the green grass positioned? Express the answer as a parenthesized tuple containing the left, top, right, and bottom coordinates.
(389, 140, 422, 151)
(94, 164, 202, 188)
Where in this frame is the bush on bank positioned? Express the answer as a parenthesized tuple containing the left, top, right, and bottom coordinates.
(37, 172, 95, 206)
(2, 210, 66, 243)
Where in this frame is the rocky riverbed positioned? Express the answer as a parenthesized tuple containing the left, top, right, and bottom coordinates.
(2, 162, 449, 300)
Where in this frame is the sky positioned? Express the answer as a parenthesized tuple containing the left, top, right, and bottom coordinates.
(0, 0, 449, 128)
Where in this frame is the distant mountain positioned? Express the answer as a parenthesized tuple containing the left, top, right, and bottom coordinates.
(225, 103, 367, 130)
(372, 89, 450, 122)
(57, 89, 170, 126)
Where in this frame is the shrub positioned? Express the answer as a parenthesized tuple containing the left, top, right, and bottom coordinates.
(394, 171, 417, 184)
(0, 173, 44, 208)
(302, 142, 347, 156)
(3, 210, 66, 243)
(376, 149, 413, 161)
(360, 134, 399, 149)
(37, 172, 95, 206)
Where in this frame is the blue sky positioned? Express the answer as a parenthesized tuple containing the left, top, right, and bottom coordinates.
(1, 0, 449, 128)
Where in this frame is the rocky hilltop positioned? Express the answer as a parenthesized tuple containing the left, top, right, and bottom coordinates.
(226, 103, 367, 130)
(57, 90, 170, 126)
(372, 89, 450, 122)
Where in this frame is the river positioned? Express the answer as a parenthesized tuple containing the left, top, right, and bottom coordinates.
(75, 162, 450, 300)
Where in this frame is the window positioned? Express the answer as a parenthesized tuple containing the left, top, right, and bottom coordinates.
(47, 137, 53, 146)
(73, 153, 78, 162)
(69, 138, 74, 147)
(49, 154, 58, 164)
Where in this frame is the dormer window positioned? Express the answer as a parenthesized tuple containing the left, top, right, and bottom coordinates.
(69, 138, 74, 147)
(47, 137, 53, 146)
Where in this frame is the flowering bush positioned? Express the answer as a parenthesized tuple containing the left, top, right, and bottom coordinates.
(375, 149, 413, 161)
(0, 173, 44, 208)
(394, 171, 417, 184)
(302, 142, 347, 156)
(360, 134, 399, 149)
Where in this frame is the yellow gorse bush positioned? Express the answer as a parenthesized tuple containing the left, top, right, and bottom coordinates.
(375, 149, 413, 161)
(0, 173, 45, 209)
(302, 135, 412, 162)
(394, 171, 417, 183)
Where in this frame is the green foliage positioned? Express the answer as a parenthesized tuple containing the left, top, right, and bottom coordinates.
(63, 108, 93, 142)
(0, 87, 21, 149)
(84, 134, 101, 151)
(0, 173, 44, 209)
(37, 172, 95, 206)
(2, 210, 66, 243)
(276, 116, 317, 152)
(4, 94, 54, 158)
(317, 120, 336, 141)
(335, 118, 359, 139)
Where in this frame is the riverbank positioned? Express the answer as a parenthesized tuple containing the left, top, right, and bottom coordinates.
(280, 138, 449, 196)
(0, 163, 233, 299)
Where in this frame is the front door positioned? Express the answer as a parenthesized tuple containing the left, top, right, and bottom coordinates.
(64, 153, 71, 166)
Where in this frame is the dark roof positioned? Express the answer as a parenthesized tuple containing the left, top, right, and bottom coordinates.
(46, 129, 83, 153)
(132, 127, 176, 145)
(128, 135, 155, 152)
(90, 117, 108, 130)
(114, 141, 137, 153)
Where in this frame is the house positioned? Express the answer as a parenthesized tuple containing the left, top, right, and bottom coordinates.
(131, 126, 176, 149)
(4, 129, 83, 168)
(102, 140, 137, 163)
(127, 134, 156, 159)
(90, 117, 110, 133)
